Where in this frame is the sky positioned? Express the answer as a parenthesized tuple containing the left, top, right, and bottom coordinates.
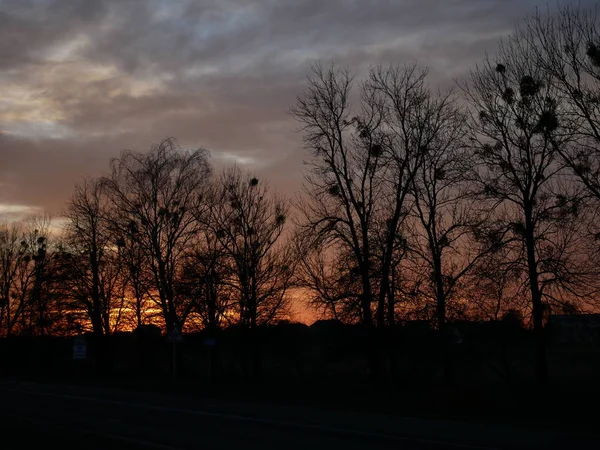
(0, 0, 590, 221)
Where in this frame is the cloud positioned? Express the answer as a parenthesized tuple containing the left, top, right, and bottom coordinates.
(0, 0, 584, 215)
(0, 203, 43, 222)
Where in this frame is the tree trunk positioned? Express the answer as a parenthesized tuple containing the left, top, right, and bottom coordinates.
(133, 281, 143, 329)
(136, 297, 143, 329)
(524, 205, 548, 385)
(250, 275, 258, 329)
(387, 270, 395, 326)
(377, 254, 392, 328)
(360, 272, 372, 326)
(376, 293, 386, 328)
(434, 263, 453, 383)
(359, 268, 381, 379)
(376, 255, 386, 327)
(435, 269, 446, 331)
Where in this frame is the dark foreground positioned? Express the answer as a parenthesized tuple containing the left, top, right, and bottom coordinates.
(0, 381, 597, 450)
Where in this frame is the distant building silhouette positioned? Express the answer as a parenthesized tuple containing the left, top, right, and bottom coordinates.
(548, 314, 600, 344)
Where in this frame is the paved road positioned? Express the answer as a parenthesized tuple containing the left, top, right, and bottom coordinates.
(0, 381, 596, 449)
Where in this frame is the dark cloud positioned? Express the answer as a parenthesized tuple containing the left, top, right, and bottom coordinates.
(0, 0, 586, 216)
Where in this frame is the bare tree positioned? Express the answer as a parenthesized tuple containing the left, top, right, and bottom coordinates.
(404, 91, 484, 331)
(463, 246, 526, 322)
(292, 63, 462, 330)
(292, 64, 381, 326)
(366, 64, 459, 328)
(210, 168, 292, 328)
(61, 178, 122, 337)
(115, 220, 153, 329)
(0, 221, 24, 336)
(462, 30, 597, 383)
(524, 5, 600, 201)
(0, 222, 46, 336)
(178, 228, 232, 331)
(24, 218, 56, 336)
(294, 233, 363, 323)
(102, 138, 211, 332)
(0, 217, 60, 336)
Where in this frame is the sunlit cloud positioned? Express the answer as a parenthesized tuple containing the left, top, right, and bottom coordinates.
(216, 151, 259, 166)
(0, 203, 43, 222)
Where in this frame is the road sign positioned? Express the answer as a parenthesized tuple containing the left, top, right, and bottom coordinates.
(166, 325, 183, 342)
(72, 336, 87, 360)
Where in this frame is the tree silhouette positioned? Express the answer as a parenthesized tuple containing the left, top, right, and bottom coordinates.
(524, 6, 600, 202)
(210, 167, 292, 328)
(0, 221, 25, 336)
(404, 89, 485, 330)
(462, 32, 595, 383)
(178, 227, 232, 331)
(115, 218, 153, 329)
(102, 138, 211, 333)
(62, 178, 121, 337)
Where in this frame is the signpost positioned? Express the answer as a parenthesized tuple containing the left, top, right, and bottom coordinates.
(72, 334, 86, 380)
(166, 326, 183, 343)
(72, 335, 87, 360)
(203, 337, 216, 385)
(167, 324, 183, 383)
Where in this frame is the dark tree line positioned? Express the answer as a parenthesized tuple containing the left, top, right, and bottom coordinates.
(1, 5, 600, 384)
(0, 140, 293, 341)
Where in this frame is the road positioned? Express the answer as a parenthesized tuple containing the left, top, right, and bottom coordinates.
(0, 380, 596, 449)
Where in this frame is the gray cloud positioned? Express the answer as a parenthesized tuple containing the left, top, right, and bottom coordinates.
(0, 0, 587, 216)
